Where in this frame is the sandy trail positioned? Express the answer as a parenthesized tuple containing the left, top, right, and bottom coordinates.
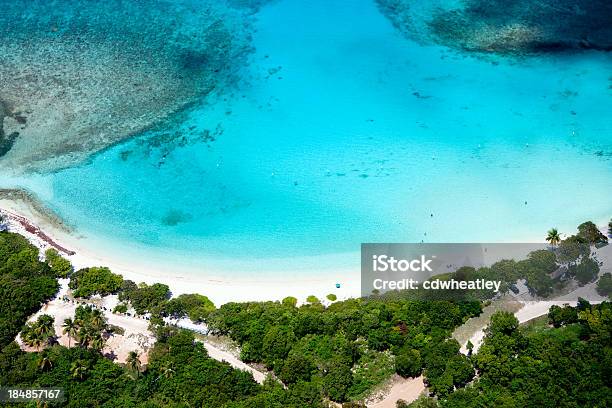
(367, 375, 426, 408)
(462, 284, 608, 354)
(201, 342, 267, 384)
(18, 280, 269, 382)
(18, 280, 154, 365)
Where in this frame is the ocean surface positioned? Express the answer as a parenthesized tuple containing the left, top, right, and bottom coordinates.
(2, 0, 611, 276)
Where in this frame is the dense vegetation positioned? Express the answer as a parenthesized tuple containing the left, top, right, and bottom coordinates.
(118, 281, 171, 315)
(0, 229, 482, 406)
(69, 269, 216, 322)
(207, 298, 481, 402)
(408, 301, 612, 407)
(45, 249, 73, 278)
(21, 314, 56, 352)
(68, 267, 122, 298)
(1, 326, 268, 407)
(2, 298, 481, 407)
(0, 218, 610, 407)
(164, 293, 216, 322)
(597, 273, 612, 297)
(441, 221, 609, 300)
(0, 232, 59, 348)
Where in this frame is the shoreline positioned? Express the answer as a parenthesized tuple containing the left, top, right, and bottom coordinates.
(0, 197, 361, 306)
(1, 194, 609, 306)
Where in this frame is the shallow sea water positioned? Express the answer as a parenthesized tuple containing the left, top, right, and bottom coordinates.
(4, 0, 612, 275)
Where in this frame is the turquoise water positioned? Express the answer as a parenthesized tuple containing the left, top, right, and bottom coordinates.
(7, 0, 612, 274)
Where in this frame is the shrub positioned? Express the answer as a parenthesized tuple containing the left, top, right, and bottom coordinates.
(119, 282, 170, 314)
(306, 295, 320, 304)
(163, 293, 215, 322)
(45, 248, 73, 278)
(69, 267, 123, 298)
(596, 273, 612, 298)
(282, 296, 298, 307)
(113, 303, 128, 314)
(395, 348, 422, 378)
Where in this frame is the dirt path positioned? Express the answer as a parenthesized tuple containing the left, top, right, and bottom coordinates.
(18, 280, 154, 365)
(453, 299, 522, 354)
(461, 281, 606, 354)
(367, 375, 426, 408)
(200, 341, 267, 384)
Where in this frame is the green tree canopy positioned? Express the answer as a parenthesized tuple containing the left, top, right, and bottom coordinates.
(306, 295, 320, 304)
(119, 281, 171, 314)
(577, 221, 608, 245)
(0, 232, 58, 347)
(323, 360, 353, 402)
(282, 296, 298, 307)
(163, 293, 215, 322)
(596, 273, 612, 298)
(395, 347, 422, 378)
(45, 248, 73, 278)
(556, 236, 589, 265)
(69, 267, 123, 298)
(572, 257, 600, 286)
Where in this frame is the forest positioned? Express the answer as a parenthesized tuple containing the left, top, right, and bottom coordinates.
(0, 219, 610, 407)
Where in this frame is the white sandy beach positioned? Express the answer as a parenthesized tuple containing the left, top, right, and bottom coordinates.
(0, 197, 361, 306)
(2, 196, 610, 307)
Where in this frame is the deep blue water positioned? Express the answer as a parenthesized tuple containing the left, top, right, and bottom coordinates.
(5, 0, 611, 275)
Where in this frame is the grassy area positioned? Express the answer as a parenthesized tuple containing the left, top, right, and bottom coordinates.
(519, 314, 550, 336)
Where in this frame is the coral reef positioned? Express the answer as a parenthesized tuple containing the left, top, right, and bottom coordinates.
(0, 100, 21, 157)
(0, 0, 256, 172)
(377, 0, 612, 55)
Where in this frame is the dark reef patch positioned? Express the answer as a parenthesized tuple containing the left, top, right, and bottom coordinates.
(377, 0, 612, 56)
(0, 100, 20, 157)
(0, 0, 256, 172)
(0, 132, 19, 158)
(161, 209, 192, 226)
(227, 0, 276, 13)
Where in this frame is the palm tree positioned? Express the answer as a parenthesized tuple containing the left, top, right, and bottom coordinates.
(70, 360, 88, 381)
(126, 351, 141, 377)
(37, 352, 53, 371)
(90, 309, 106, 331)
(35, 315, 55, 338)
(546, 228, 561, 247)
(23, 330, 45, 352)
(90, 333, 105, 352)
(154, 362, 174, 382)
(63, 318, 77, 347)
(161, 366, 174, 379)
(76, 326, 93, 349)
